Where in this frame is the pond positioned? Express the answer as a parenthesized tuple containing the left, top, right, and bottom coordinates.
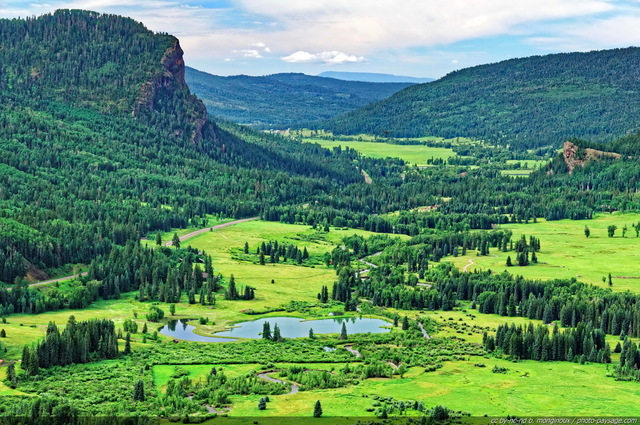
(158, 319, 238, 342)
(214, 316, 391, 339)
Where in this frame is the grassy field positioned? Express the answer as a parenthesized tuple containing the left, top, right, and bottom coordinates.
(181, 220, 408, 312)
(501, 159, 549, 177)
(0, 221, 407, 358)
(176, 357, 639, 418)
(145, 214, 232, 243)
(303, 138, 456, 166)
(449, 212, 640, 292)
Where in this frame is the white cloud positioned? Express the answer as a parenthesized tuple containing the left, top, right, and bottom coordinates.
(527, 14, 640, 51)
(235, 0, 613, 54)
(237, 48, 262, 58)
(282, 50, 366, 64)
(3, 0, 635, 76)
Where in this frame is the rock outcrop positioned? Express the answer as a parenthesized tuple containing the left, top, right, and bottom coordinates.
(134, 39, 207, 143)
(562, 141, 621, 173)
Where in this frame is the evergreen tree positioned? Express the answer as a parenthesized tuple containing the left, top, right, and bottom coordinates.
(244, 242, 249, 254)
(6, 363, 16, 388)
(340, 322, 348, 340)
(133, 379, 145, 401)
(155, 233, 162, 246)
(124, 332, 131, 355)
(309, 328, 315, 339)
(506, 255, 512, 267)
(273, 323, 282, 342)
(584, 225, 590, 238)
(402, 316, 410, 330)
(313, 400, 323, 417)
(225, 274, 239, 300)
(170, 304, 176, 316)
(172, 233, 181, 248)
(142, 322, 148, 333)
(262, 322, 271, 340)
(607, 225, 617, 238)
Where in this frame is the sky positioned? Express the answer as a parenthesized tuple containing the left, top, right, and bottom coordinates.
(2, 1, 640, 78)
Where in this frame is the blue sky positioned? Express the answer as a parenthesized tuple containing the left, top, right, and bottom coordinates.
(3, 1, 640, 78)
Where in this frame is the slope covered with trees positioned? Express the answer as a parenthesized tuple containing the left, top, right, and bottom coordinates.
(0, 10, 419, 285)
(185, 67, 413, 128)
(320, 47, 640, 150)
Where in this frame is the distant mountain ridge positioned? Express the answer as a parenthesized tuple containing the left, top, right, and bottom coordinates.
(318, 71, 433, 83)
(320, 47, 640, 150)
(184, 67, 413, 128)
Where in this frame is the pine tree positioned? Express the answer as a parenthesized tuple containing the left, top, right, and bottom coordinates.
(340, 322, 348, 340)
(402, 316, 410, 330)
(170, 304, 176, 315)
(133, 379, 145, 401)
(506, 255, 512, 267)
(6, 363, 17, 388)
(142, 322, 148, 333)
(313, 400, 323, 417)
(244, 242, 249, 254)
(155, 233, 162, 246)
(273, 323, 282, 342)
(172, 233, 181, 248)
(309, 328, 315, 339)
(225, 274, 238, 300)
(124, 332, 131, 354)
(584, 225, 590, 238)
(262, 322, 271, 340)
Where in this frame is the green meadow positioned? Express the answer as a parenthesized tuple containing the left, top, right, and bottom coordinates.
(153, 358, 639, 418)
(303, 138, 456, 166)
(179, 220, 408, 312)
(449, 212, 640, 292)
(501, 159, 549, 177)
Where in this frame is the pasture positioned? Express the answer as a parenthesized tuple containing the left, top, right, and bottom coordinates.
(158, 357, 639, 418)
(303, 138, 456, 166)
(449, 212, 640, 292)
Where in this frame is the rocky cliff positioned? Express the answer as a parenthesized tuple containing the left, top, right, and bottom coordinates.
(563, 141, 621, 173)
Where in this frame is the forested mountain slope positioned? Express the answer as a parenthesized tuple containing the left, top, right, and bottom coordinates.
(185, 67, 413, 128)
(320, 47, 640, 150)
(0, 10, 422, 285)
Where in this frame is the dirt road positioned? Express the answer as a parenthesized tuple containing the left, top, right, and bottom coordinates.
(164, 217, 260, 247)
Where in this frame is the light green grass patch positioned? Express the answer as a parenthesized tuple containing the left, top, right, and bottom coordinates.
(153, 364, 259, 393)
(184, 221, 408, 312)
(449, 212, 640, 292)
(304, 139, 455, 166)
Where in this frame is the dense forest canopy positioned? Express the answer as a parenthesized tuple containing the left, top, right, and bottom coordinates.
(185, 67, 413, 128)
(319, 47, 640, 150)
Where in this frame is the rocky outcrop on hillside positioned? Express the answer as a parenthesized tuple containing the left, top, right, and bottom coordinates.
(134, 39, 207, 143)
(563, 141, 621, 173)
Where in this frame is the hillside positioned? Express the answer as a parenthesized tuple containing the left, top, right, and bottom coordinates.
(184, 67, 413, 127)
(320, 47, 640, 150)
(318, 71, 433, 83)
(0, 10, 418, 285)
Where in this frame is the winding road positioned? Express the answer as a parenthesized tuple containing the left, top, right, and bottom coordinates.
(24, 217, 260, 289)
(26, 272, 89, 288)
